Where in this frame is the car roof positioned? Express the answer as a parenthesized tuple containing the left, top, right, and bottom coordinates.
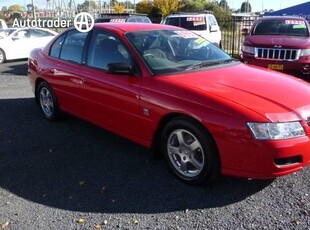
(98, 13, 148, 18)
(5, 27, 56, 31)
(166, 11, 214, 17)
(259, 16, 307, 21)
(93, 23, 181, 32)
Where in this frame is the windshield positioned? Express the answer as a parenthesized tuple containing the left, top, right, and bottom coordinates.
(125, 29, 232, 74)
(163, 17, 207, 30)
(253, 19, 309, 37)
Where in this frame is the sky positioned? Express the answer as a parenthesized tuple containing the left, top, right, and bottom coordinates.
(0, 0, 309, 12)
(228, 0, 310, 12)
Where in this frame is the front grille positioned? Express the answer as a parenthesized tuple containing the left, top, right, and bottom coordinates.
(254, 48, 300, 61)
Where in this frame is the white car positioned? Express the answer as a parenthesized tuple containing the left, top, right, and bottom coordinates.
(0, 19, 8, 29)
(162, 12, 222, 47)
(0, 27, 57, 64)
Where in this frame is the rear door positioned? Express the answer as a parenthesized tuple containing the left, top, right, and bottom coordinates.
(43, 29, 88, 115)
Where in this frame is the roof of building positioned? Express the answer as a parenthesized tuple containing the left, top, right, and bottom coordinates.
(265, 2, 310, 19)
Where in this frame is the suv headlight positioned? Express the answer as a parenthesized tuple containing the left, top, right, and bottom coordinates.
(247, 122, 305, 140)
(242, 45, 254, 54)
(300, 49, 310, 56)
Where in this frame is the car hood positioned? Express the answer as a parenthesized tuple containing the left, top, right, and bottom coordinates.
(244, 35, 310, 48)
(165, 63, 310, 122)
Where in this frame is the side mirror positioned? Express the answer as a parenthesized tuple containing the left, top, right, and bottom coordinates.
(241, 28, 249, 36)
(210, 25, 218, 32)
(106, 63, 135, 75)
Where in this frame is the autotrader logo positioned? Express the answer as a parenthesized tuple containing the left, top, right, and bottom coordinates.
(74, 12, 94, 33)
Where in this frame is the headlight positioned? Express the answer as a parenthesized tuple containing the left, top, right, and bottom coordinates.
(300, 49, 310, 56)
(242, 45, 254, 54)
(247, 122, 305, 140)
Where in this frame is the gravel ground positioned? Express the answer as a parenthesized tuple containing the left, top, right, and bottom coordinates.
(0, 60, 309, 230)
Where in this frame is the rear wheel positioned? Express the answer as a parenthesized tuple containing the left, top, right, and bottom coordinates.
(0, 49, 6, 64)
(161, 117, 220, 185)
(37, 81, 61, 121)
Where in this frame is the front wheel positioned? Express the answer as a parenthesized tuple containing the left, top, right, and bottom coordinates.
(161, 117, 220, 185)
(37, 81, 61, 121)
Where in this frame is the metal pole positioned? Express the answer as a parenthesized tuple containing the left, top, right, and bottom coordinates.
(31, 0, 36, 20)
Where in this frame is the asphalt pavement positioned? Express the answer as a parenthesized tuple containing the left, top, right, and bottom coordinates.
(0, 60, 309, 229)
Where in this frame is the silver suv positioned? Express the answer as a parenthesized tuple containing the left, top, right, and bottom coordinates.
(95, 13, 152, 23)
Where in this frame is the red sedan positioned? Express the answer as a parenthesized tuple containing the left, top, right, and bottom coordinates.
(28, 23, 310, 184)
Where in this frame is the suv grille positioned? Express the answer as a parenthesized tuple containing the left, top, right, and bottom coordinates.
(254, 48, 300, 61)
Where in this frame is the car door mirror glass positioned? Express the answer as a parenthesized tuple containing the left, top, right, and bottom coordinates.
(106, 63, 135, 75)
(210, 25, 218, 32)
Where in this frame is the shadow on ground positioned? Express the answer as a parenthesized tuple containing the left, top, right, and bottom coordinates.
(0, 98, 273, 214)
(1, 59, 28, 76)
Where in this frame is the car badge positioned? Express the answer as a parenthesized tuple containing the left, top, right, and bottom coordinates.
(274, 45, 282, 48)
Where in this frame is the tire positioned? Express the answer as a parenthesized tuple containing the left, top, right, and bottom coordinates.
(161, 117, 220, 185)
(0, 49, 6, 64)
(36, 81, 61, 121)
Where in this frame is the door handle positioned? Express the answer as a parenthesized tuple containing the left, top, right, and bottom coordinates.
(71, 78, 88, 85)
(49, 69, 55, 74)
(81, 78, 88, 85)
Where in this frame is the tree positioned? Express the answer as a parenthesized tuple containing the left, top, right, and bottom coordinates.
(136, 0, 153, 15)
(153, 0, 180, 17)
(114, 2, 125, 13)
(78, 0, 98, 12)
(26, 4, 38, 13)
(205, 2, 231, 29)
(1, 6, 8, 13)
(8, 5, 24, 12)
(219, 0, 229, 11)
(111, 0, 118, 7)
(124, 0, 134, 9)
(149, 6, 162, 21)
(241, 1, 251, 13)
(26, 3, 33, 12)
(179, 0, 207, 12)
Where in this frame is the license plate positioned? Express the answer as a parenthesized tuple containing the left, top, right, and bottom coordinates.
(267, 64, 284, 70)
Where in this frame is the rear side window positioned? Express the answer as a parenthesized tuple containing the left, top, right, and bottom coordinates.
(60, 30, 88, 63)
(164, 17, 207, 30)
(49, 30, 88, 63)
(49, 33, 66, 58)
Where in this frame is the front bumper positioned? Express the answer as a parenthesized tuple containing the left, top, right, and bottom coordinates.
(215, 122, 310, 179)
(221, 136, 310, 179)
(241, 53, 310, 76)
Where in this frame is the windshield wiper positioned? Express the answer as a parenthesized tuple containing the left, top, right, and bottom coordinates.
(185, 58, 235, 71)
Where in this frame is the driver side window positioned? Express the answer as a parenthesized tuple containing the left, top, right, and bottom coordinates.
(86, 30, 131, 70)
